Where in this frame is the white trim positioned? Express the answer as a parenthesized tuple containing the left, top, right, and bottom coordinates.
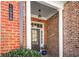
(47, 11, 58, 20)
(40, 29, 41, 49)
(32, 21, 44, 26)
(42, 23, 44, 48)
(31, 21, 44, 49)
(31, 14, 47, 20)
(39, 1, 64, 9)
(26, 1, 31, 49)
(59, 9, 63, 57)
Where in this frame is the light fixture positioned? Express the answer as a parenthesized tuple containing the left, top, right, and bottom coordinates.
(38, 9, 41, 18)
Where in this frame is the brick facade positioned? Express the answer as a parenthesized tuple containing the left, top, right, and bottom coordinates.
(0, 1, 59, 56)
(0, 1, 20, 54)
(63, 1, 79, 57)
(0, 1, 26, 54)
(47, 13, 59, 57)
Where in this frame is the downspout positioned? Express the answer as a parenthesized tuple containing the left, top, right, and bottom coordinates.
(20, 1, 23, 48)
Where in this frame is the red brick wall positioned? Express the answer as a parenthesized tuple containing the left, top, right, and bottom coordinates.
(47, 13, 59, 57)
(0, 1, 20, 54)
(63, 1, 79, 57)
(31, 17, 48, 47)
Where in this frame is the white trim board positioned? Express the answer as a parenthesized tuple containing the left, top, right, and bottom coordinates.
(26, 1, 31, 49)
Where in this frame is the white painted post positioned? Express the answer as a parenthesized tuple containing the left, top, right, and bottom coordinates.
(26, 1, 31, 49)
(59, 9, 63, 57)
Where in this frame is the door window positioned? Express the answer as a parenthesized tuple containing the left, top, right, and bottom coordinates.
(31, 29, 38, 44)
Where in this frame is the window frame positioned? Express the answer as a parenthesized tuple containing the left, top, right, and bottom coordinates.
(9, 3, 13, 21)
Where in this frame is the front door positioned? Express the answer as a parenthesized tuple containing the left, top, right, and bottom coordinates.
(31, 29, 40, 51)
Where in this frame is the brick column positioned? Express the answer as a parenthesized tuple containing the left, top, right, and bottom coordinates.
(64, 1, 79, 57)
(47, 13, 59, 57)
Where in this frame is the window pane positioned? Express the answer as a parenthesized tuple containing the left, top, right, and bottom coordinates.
(40, 24, 42, 28)
(32, 29, 38, 44)
(37, 24, 39, 28)
(31, 23, 43, 28)
(9, 4, 13, 21)
(41, 31, 43, 44)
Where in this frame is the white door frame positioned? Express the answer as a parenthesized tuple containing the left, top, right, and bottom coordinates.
(31, 21, 44, 49)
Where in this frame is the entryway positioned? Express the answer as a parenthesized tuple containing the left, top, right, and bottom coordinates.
(31, 22, 44, 51)
(26, 1, 64, 56)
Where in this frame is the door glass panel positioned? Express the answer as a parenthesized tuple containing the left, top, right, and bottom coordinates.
(41, 31, 43, 44)
(32, 29, 38, 44)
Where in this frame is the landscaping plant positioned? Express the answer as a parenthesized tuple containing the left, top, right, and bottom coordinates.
(1, 48, 41, 57)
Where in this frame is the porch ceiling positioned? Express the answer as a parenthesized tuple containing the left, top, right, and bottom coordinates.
(31, 1, 67, 20)
(31, 1, 57, 20)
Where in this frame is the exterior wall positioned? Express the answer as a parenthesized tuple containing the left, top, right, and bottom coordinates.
(0, 1, 21, 54)
(47, 13, 59, 57)
(63, 1, 79, 57)
(23, 1, 26, 48)
(31, 17, 48, 47)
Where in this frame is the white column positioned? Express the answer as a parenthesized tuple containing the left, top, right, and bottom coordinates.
(59, 9, 63, 57)
(26, 1, 31, 49)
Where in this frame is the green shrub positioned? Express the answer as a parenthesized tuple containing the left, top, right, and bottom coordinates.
(1, 48, 41, 57)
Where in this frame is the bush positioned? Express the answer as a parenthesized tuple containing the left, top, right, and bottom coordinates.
(1, 48, 41, 57)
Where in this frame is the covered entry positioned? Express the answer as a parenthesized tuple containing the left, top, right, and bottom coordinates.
(31, 22, 44, 51)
